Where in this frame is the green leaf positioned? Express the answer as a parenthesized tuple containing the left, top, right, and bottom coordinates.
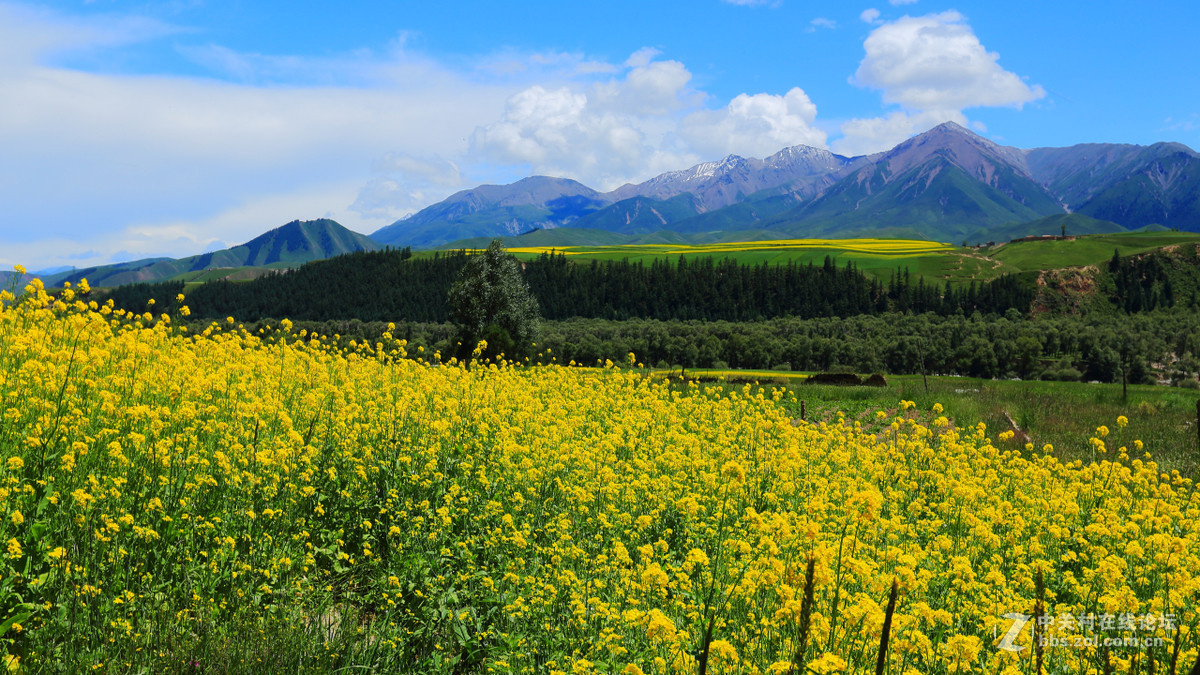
(0, 611, 31, 638)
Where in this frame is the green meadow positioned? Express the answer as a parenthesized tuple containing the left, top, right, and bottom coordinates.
(455, 231, 1200, 287)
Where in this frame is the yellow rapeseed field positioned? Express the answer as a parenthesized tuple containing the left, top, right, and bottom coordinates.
(501, 238, 956, 258)
(0, 272, 1197, 673)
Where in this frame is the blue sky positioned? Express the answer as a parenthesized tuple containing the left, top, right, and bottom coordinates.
(2, 0, 1197, 271)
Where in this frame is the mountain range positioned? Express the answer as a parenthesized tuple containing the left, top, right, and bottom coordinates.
(24, 122, 1199, 288)
(374, 121, 1199, 248)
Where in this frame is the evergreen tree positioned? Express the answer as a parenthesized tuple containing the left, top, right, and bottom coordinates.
(447, 239, 541, 362)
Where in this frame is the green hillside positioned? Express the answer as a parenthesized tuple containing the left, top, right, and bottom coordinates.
(567, 194, 702, 234)
(964, 213, 1128, 243)
(777, 160, 1063, 242)
(665, 191, 805, 234)
(986, 230, 1200, 270)
(1030, 143, 1200, 231)
(440, 226, 800, 251)
(438, 230, 1200, 289)
(45, 219, 378, 288)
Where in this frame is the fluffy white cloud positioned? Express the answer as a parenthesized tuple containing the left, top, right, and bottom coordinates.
(473, 59, 831, 190)
(0, 3, 840, 269)
(0, 4, 516, 267)
(853, 11, 1044, 111)
(0, 3, 177, 66)
(835, 11, 1043, 155)
(593, 60, 696, 116)
(682, 88, 827, 159)
(474, 56, 744, 190)
(471, 81, 672, 190)
(860, 8, 882, 24)
(809, 17, 837, 31)
(0, 180, 368, 270)
(351, 155, 462, 221)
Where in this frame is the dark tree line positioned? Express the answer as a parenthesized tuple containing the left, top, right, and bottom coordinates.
(100, 248, 1035, 324)
(93, 246, 1200, 384)
(527, 311, 1193, 383)
(1108, 249, 1178, 313)
(209, 309, 1200, 385)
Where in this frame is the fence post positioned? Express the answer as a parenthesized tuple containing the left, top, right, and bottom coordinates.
(917, 337, 929, 394)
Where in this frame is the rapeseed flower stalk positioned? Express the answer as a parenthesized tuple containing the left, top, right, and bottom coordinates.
(0, 273, 1196, 673)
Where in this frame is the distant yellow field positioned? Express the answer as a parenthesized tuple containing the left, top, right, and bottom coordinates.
(502, 237, 957, 257)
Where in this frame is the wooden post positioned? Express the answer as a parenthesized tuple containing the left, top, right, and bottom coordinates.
(917, 338, 929, 394)
(801, 400, 806, 421)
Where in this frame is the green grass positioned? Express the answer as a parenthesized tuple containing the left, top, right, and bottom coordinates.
(670, 371, 1200, 475)
(161, 230, 1200, 293)
(175, 264, 291, 285)
(431, 231, 1200, 288)
(987, 231, 1200, 271)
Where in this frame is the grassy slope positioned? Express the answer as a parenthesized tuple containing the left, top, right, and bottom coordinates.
(56, 229, 1196, 294)
(776, 160, 1063, 242)
(987, 230, 1200, 270)
(963, 213, 1129, 244)
(42, 220, 378, 288)
(433, 230, 1200, 287)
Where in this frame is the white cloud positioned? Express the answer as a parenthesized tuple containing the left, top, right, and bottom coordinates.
(852, 11, 1044, 111)
(1162, 113, 1200, 133)
(351, 154, 463, 221)
(0, 62, 504, 230)
(471, 55, 705, 190)
(889, 0, 919, 5)
(832, 109, 964, 156)
(0, 4, 517, 267)
(594, 60, 696, 116)
(479, 49, 620, 79)
(808, 17, 837, 31)
(0, 180, 369, 271)
(625, 47, 661, 68)
(682, 88, 827, 159)
(860, 8, 882, 24)
(0, 3, 179, 66)
(473, 56, 831, 190)
(471, 81, 675, 190)
(0, 4, 839, 268)
(835, 11, 1044, 155)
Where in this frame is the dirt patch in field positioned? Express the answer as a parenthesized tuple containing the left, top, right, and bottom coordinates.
(1031, 266, 1099, 315)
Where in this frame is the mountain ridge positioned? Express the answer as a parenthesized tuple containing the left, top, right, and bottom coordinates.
(26, 124, 1200, 286)
(371, 122, 1199, 248)
(44, 219, 380, 288)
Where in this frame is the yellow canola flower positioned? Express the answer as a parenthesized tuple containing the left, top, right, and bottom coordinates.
(0, 287, 1197, 673)
(808, 653, 848, 673)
